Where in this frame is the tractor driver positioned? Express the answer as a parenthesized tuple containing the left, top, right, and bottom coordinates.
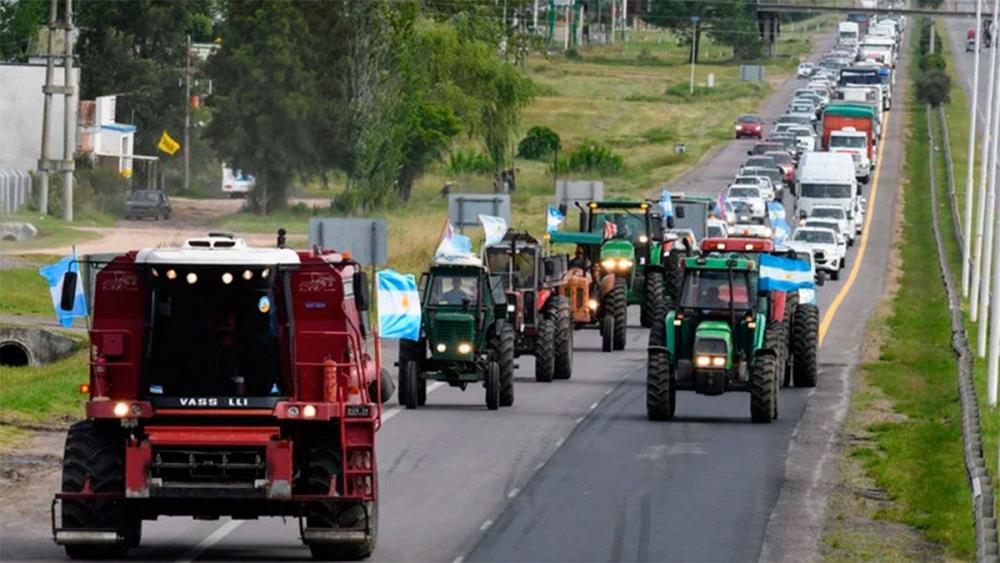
(568, 245, 591, 272)
(440, 277, 473, 305)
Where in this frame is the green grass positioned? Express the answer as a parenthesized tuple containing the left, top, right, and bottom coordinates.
(0, 348, 88, 428)
(844, 29, 976, 557)
(935, 21, 1000, 533)
(0, 254, 61, 317)
(0, 212, 110, 253)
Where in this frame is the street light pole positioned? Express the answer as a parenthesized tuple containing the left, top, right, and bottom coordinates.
(183, 34, 191, 194)
(962, 0, 983, 296)
(987, 12, 1000, 403)
(62, 0, 75, 222)
(976, 0, 1000, 355)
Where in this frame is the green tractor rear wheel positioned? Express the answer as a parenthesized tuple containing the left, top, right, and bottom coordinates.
(782, 293, 799, 388)
(763, 322, 786, 420)
(792, 303, 819, 388)
(640, 272, 666, 329)
(611, 278, 628, 351)
(402, 362, 419, 410)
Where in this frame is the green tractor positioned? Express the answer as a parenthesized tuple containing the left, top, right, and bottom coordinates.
(646, 254, 787, 423)
(550, 200, 668, 352)
(398, 255, 515, 410)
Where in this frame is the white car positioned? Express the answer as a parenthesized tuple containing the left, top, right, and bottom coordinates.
(802, 218, 847, 256)
(807, 205, 855, 245)
(854, 196, 867, 234)
(726, 186, 767, 218)
(784, 242, 826, 302)
(787, 126, 817, 153)
(731, 175, 775, 201)
(797, 62, 817, 78)
(729, 214, 774, 240)
(791, 227, 844, 280)
(707, 218, 729, 239)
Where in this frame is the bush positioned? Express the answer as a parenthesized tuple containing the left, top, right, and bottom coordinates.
(46, 164, 131, 218)
(636, 48, 660, 65)
(565, 48, 582, 60)
(516, 126, 561, 161)
(916, 67, 951, 107)
(664, 80, 767, 103)
(446, 151, 494, 175)
(556, 141, 625, 176)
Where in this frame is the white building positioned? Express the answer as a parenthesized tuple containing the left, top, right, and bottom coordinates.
(0, 63, 79, 173)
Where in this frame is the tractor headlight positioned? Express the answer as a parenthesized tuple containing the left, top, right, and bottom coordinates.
(763, 227, 773, 238)
(436, 343, 447, 353)
(457, 343, 472, 354)
(113, 402, 129, 417)
(618, 259, 633, 270)
(588, 299, 599, 310)
(712, 356, 726, 367)
(601, 259, 616, 270)
(639, 235, 649, 243)
(506, 304, 515, 313)
(695, 355, 711, 367)
(695, 355, 726, 368)
(303, 404, 317, 418)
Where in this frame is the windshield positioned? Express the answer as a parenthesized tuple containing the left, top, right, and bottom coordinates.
(800, 183, 852, 198)
(811, 207, 846, 219)
(592, 210, 648, 243)
(752, 144, 781, 155)
(793, 230, 835, 244)
(745, 157, 775, 168)
(738, 115, 761, 124)
(485, 247, 536, 290)
(680, 269, 752, 310)
(840, 70, 880, 86)
(145, 276, 282, 397)
(428, 273, 479, 306)
(707, 225, 726, 238)
(831, 135, 867, 149)
(791, 104, 814, 114)
(733, 177, 759, 186)
(729, 187, 760, 199)
(767, 153, 793, 165)
(670, 201, 709, 241)
(133, 191, 159, 202)
(747, 168, 781, 182)
(807, 220, 841, 234)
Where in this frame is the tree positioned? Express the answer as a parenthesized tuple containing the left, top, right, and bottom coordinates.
(639, 0, 765, 61)
(0, 0, 48, 62)
(204, 0, 319, 213)
(917, 68, 950, 107)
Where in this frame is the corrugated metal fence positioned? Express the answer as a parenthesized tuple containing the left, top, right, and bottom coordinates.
(0, 170, 32, 214)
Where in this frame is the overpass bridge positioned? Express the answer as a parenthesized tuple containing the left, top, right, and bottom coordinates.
(756, 0, 992, 19)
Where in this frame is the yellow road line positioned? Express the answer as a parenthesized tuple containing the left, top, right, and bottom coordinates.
(818, 109, 892, 346)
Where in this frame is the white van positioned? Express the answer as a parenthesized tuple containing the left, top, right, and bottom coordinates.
(794, 152, 858, 219)
(861, 36, 896, 68)
(221, 165, 256, 198)
(839, 22, 860, 44)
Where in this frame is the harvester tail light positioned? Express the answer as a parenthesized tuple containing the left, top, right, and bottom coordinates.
(323, 359, 338, 403)
(78, 383, 89, 395)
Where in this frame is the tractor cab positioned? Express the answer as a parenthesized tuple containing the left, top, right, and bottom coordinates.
(582, 200, 664, 280)
(485, 230, 568, 333)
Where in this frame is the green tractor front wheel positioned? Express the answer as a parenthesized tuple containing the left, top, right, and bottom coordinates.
(402, 361, 420, 410)
(640, 272, 667, 329)
(609, 278, 628, 351)
(489, 324, 515, 407)
(646, 318, 675, 421)
(750, 352, 779, 423)
(485, 361, 500, 410)
(792, 303, 819, 388)
(601, 313, 614, 353)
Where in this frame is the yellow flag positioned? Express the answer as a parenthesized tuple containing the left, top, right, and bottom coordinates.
(157, 130, 180, 155)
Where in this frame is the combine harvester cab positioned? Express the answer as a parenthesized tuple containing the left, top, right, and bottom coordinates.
(398, 253, 516, 410)
(51, 233, 386, 560)
(485, 231, 573, 382)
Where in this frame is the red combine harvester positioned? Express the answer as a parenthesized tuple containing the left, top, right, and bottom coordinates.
(51, 232, 386, 560)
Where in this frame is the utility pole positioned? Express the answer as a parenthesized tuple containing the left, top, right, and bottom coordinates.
(970, 0, 1000, 325)
(963, 0, 984, 296)
(689, 16, 699, 95)
(62, 0, 74, 221)
(533, 0, 539, 31)
(183, 34, 191, 194)
(929, 23, 935, 55)
(978, 0, 1000, 358)
(621, 0, 627, 42)
(564, 3, 570, 50)
(986, 34, 1000, 404)
(610, 0, 616, 44)
(37, 0, 58, 215)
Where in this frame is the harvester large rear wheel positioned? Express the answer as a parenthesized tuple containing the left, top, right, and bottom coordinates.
(300, 439, 378, 560)
(792, 303, 819, 388)
(534, 317, 555, 383)
(490, 324, 515, 407)
(61, 420, 140, 559)
(646, 315, 675, 421)
(550, 295, 573, 380)
(750, 353, 778, 423)
(611, 278, 628, 351)
(641, 272, 666, 330)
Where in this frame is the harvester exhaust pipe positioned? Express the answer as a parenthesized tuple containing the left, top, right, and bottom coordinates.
(277, 228, 287, 249)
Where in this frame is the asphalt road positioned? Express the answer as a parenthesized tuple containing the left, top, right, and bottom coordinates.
(1, 28, 913, 563)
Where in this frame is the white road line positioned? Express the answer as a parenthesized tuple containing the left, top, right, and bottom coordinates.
(589, 401, 599, 410)
(575, 416, 585, 424)
(507, 487, 521, 499)
(535, 461, 545, 470)
(173, 379, 447, 562)
(175, 519, 243, 563)
(554, 437, 565, 448)
(453, 557, 465, 563)
(479, 520, 493, 531)
(604, 388, 613, 396)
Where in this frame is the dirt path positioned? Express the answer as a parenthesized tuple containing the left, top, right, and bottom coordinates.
(0, 431, 66, 540)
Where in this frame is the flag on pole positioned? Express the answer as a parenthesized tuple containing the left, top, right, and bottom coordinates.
(767, 202, 791, 246)
(546, 205, 565, 233)
(758, 254, 815, 292)
(38, 256, 87, 327)
(478, 214, 508, 246)
(603, 220, 618, 240)
(376, 270, 422, 341)
(157, 130, 181, 155)
(715, 191, 727, 221)
(434, 221, 473, 258)
(659, 191, 674, 218)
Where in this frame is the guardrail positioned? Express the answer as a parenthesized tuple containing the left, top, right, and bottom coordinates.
(927, 105, 999, 562)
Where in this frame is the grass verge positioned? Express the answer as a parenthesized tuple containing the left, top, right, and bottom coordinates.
(0, 349, 88, 442)
(0, 254, 62, 317)
(0, 213, 108, 253)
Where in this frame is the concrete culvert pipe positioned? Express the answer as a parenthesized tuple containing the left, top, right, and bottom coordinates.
(0, 341, 30, 367)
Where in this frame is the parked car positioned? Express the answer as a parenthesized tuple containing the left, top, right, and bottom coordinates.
(735, 114, 764, 139)
(125, 190, 172, 220)
(797, 62, 817, 78)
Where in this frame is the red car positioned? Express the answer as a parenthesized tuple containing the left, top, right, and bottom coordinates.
(765, 150, 796, 183)
(735, 114, 764, 139)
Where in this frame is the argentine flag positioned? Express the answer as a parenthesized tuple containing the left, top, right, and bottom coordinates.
(435, 221, 473, 258)
(767, 202, 791, 246)
(38, 256, 87, 327)
(376, 270, 422, 341)
(758, 254, 815, 293)
(659, 191, 674, 218)
(546, 205, 564, 233)
(479, 214, 508, 246)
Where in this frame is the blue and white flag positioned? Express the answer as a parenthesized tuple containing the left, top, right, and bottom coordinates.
(435, 221, 473, 258)
(376, 270, 422, 341)
(759, 254, 815, 292)
(767, 202, 791, 246)
(659, 191, 674, 218)
(546, 205, 565, 233)
(479, 214, 508, 246)
(38, 256, 87, 327)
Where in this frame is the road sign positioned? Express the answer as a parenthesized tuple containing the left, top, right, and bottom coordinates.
(740, 65, 764, 81)
(308, 218, 388, 266)
(448, 194, 511, 230)
(556, 180, 605, 212)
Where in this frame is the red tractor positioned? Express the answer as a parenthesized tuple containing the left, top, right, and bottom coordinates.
(51, 233, 388, 560)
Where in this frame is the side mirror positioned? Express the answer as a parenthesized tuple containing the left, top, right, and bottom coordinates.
(353, 271, 370, 312)
(666, 216, 675, 229)
(675, 207, 686, 219)
(59, 271, 78, 312)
